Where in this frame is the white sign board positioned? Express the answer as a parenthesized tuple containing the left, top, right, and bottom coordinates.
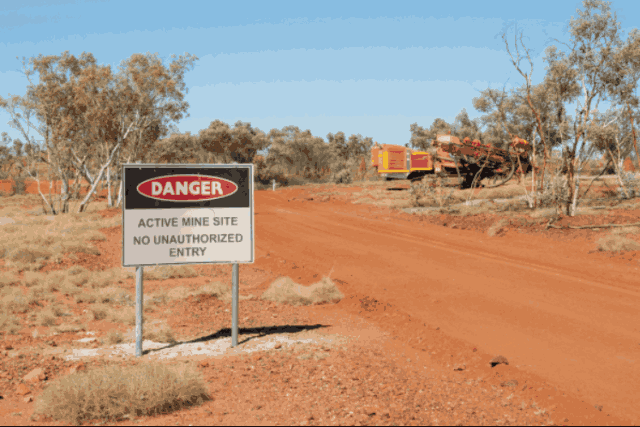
(122, 164, 254, 267)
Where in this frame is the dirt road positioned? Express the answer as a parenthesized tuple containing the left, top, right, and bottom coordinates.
(255, 188, 640, 423)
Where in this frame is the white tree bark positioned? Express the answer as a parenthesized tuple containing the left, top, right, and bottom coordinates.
(77, 142, 121, 213)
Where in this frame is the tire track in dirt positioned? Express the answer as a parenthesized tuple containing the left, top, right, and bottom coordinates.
(255, 190, 640, 423)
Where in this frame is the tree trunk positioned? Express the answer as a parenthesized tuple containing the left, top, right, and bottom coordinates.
(607, 147, 629, 199)
(531, 127, 537, 208)
(628, 105, 640, 172)
(116, 178, 123, 207)
(60, 176, 70, 213)
(570, 169, 580, 216)
(565, 152, 575, 216)
(77, 143, 121, 213)
(107, 165, 112, 207)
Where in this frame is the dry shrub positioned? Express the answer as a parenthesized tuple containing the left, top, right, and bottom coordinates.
(487, 219, 508, 237)
(143, 293, 168, 306)
(74, 291, 98, 304)
(0, 194, 41, 211)
(476, 184, 525, 200)
(22, 271, 45, 287)
(106, 329, 124, 345)
(55, 323, 85, 334)
(42, 270, 68, 292)
(0, 270, 20, 288)
(166, 286, 193, 301)
(107, 306, 136, 326)
(37, 309, 58, 327)
(5, 246, 52, 271)
(98, 286, 133, 305)
(260, 276, 343, 306)
(89, 268, 129, 289)
(28, 285, 55, 305)
(59, 279, 85, 297)
(0, 311, 22, 334)
(1, 286, 29, 313)
(409, 176, 458, 208)
(88, 304, 110, 321)
(136, 321, 178, 344)
(68, 265, 89, 276)
(33, 361, 209, 425)
(596, 229, 640, 252)
(0, 213, 107, 269)
(143, 265, 199, 281)
(529, 208, 558, 219)
(196, 281, 231, 302)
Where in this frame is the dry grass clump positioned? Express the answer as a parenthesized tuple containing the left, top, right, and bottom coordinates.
(144, 324, 177, 344)
(196, 281, 231, 302)
(106, 306, 136, 326)
(125, 321, 178, 344)
(165, 285, 193, 301)
(33, 361, 209, 425)
(27, 284, 55, 304)
(87, 268, 130, 289)
(97, 286, 133, 305)
(0, 311, 22, 334)
(47, 267, 91, 294)
(528, 208, 559, 219)
(0, 213, 108, 270)
(487, 219, 509, 237)
(596, 228, 640, 252)
(87, 303, 109, 321)
(0, 194, 42, 211)
(36, 305, 65, 327)
(476, 183, 525, 200)
(1, 286, 29, 313)
(74, 291, 98, 304)
(260, 276, 344, 306)
(0, 270, 20, 288)
(105, 329, 125, 345)
(55, 323, 85, 334)
(22, 271, 46, 287)
(143, 265, 199, 281)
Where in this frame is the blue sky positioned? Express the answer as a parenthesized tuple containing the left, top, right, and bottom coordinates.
(2, 0, 640, 146)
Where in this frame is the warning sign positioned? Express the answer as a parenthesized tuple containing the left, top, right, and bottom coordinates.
(122, 164, 254, 267)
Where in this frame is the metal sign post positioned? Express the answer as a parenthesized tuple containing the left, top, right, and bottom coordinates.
(231, 263, 239, 347)
(135, 266, 144, 357)
(123, 164, 254, 357)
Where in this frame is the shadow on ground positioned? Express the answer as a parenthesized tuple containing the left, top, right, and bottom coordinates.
(143, 324, 330, 355)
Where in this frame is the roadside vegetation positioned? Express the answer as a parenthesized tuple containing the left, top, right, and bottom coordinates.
(33, 361, 210, 425)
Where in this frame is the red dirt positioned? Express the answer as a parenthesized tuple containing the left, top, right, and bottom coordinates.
(1, 185, 639, 425)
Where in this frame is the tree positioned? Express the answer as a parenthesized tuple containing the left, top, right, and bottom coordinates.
(198, 120, 269, 165)
(409, 118, 452, 151)
(497, 0, 640, 215)
(267, 126, 332, 179)
(0, 51, 198, 213)
(451, 109, 482, 141)
(545, 0, 630, 215)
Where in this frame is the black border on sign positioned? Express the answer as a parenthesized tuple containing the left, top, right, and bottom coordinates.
(121, 163, 254, 267)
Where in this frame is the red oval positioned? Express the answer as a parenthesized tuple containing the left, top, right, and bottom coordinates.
(136, 175, 238, 202)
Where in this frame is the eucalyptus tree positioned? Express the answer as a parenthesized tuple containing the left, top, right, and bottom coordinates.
(409, 118, 452, 151)
(266, 126, 332, 179)
(0, 51, 198, 213)
(499, 0, 639, 215)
